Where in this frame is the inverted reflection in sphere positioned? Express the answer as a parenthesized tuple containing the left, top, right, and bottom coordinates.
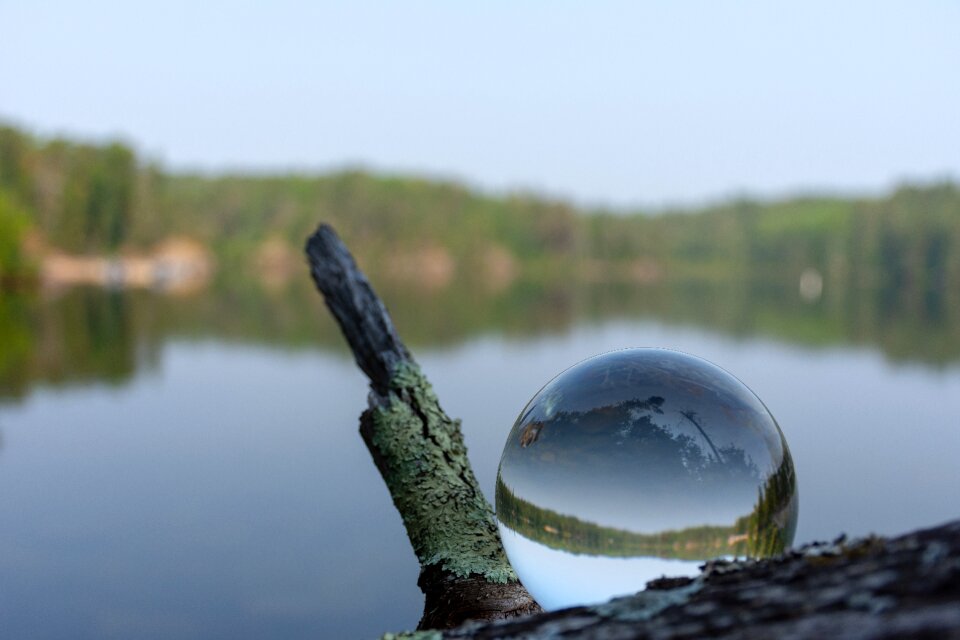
(496, 348, 798, 610)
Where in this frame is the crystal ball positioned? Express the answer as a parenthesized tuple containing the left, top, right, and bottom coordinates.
(496, 348, 798, 610)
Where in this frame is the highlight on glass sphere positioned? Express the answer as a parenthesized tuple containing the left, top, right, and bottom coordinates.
(495, 348, 798, 611)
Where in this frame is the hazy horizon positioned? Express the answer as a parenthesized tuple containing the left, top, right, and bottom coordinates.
(2, 0, 957, 208)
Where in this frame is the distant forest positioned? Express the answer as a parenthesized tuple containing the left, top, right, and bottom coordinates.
(3, 123, 960, 396)
(2, 121, 959, 297)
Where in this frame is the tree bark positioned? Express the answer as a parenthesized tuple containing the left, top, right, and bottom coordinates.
(305, 224, 541, 630)
(434, 518, 960, 639)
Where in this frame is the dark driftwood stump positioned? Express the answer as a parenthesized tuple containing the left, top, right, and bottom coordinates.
(306, 223, 960, 638)
(306, 224, 540, 630)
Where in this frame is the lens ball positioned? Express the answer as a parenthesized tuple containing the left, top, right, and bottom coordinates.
(496, 348, 798, 610)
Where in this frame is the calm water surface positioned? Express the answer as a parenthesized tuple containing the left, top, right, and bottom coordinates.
(1, 287, 959, 638)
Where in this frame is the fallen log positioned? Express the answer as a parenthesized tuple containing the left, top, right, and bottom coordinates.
(306, 223, 960, 638)
(427, 519, 960, 639)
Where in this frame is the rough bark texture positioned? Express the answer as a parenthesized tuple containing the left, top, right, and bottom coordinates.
(304, 224, 409, 396)
(423, 519, 960, 639)
(306, 224, 541, 630)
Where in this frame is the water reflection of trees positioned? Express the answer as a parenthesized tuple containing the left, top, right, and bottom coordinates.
(0, 289, 140, 400)
(3, 272, 960, 401)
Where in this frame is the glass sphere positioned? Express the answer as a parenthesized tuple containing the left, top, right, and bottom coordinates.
(496, 348, 798, 611)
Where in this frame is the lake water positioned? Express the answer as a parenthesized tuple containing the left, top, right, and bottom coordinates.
(1, 283, 959, 638)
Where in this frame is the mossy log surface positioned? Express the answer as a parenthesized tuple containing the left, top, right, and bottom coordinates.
(306, 224, 540, 630)
(306, 223, 960, 638)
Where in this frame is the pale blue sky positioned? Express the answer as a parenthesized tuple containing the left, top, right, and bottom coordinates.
(1, 1, 957, 206)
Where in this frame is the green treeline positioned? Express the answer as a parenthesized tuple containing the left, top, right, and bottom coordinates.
(0, 189, 30, 281)
(734, 453, 799, 559)
(2, 121, 959, 299)
(495, 458, 796, 561)
(496, 475, 746, 560)
(0, 125, 139, 255)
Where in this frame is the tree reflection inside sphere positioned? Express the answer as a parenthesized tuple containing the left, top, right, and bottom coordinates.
(495, 348, 798, 611)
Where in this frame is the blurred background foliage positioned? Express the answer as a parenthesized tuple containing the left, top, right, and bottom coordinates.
(1, 121, 959, 400)
(3, 121, 959, 292)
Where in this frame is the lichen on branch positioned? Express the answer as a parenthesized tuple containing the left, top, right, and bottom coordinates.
(366, 361, 516, 583)
(306, 223, 539, 629)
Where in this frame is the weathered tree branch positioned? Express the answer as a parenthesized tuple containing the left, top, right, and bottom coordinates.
(306, 224, 540, 630)
(304, 224, 410, 396)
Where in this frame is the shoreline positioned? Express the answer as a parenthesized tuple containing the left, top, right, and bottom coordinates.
(40, 238, 213, 294)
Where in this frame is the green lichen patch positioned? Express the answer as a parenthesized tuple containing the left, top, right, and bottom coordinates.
(369, 362, 517, 583)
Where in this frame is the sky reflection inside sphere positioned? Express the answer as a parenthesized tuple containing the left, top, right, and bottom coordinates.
(496, 348, 798, 610)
